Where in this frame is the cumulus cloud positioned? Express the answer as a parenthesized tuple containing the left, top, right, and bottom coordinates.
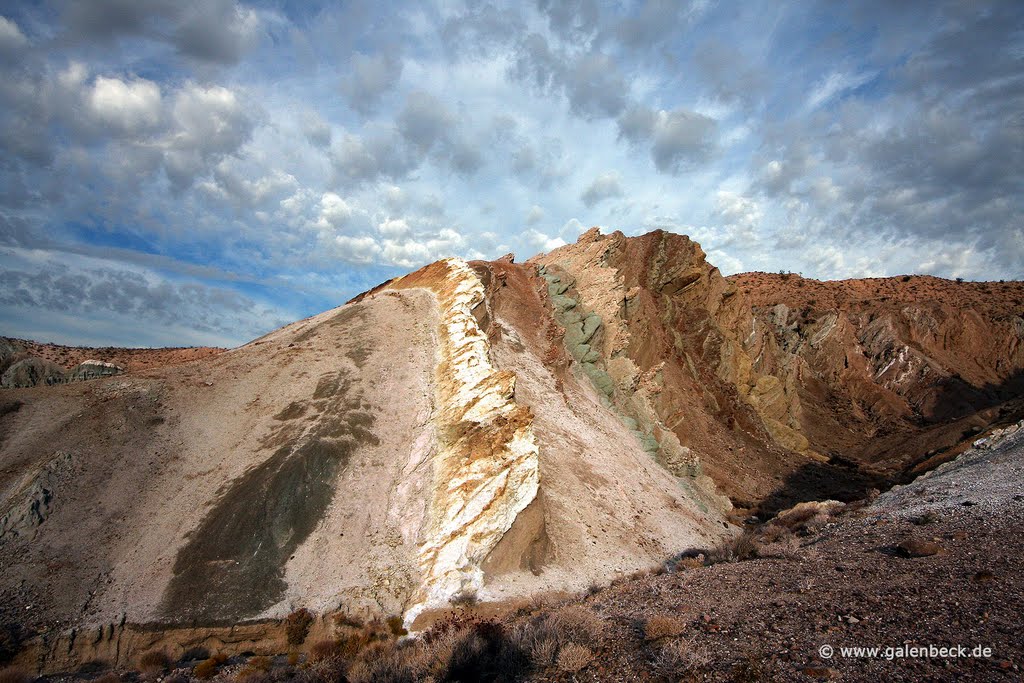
(61, 0, 262, 64)
(0, 16, 28, 52)
(580, 171, 624, 207)
(618, 105, 717, 172)
(88, 76, 163, 133)
(511, 36, 628, 119)
(341, 51, 403, 115)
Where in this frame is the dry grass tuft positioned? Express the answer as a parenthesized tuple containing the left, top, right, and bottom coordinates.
(644, 614, 688, 641)
(137, 651, 170, 674)
(653, 638, 712, 680)
(556, 643, 593, 673)
(308, 639, 342, 662)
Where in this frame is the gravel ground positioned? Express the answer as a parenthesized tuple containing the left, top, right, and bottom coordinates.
(522, 424, 1024, 682)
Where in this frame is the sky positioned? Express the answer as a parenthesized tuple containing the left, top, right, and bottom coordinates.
(0, 1, 1021, 347)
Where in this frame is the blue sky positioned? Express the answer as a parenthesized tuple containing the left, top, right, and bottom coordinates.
(0, 1, 1021, 347)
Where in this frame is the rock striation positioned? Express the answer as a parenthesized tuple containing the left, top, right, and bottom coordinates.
(384, 259, 540, 623)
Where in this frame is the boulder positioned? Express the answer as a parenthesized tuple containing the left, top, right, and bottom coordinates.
(66, 360, 124, 383)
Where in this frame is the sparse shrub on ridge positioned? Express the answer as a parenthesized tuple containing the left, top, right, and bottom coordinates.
(138, 651, 170, 674)
(286, 608, 315, 646)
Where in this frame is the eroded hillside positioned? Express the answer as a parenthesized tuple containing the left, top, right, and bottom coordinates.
(0, 228, 1021, 674)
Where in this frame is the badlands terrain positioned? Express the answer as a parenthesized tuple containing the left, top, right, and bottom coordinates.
(0, 228, 1022, 681)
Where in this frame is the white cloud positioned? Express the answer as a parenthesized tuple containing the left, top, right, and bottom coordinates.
(315, 192, 353, 229)
(524, 228, 566, 252)
(804, 70, 875, 112)
(0, 16, 28, 52)
(526, 204, 544, 225)
(580, 171, 624, 207)
(88, 76, 163, 133)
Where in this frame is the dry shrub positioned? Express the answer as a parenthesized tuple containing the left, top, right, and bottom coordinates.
(193, 658, 220, 680)
(286, 653, 300, 666)
(548, 606, 606, 646)
(333, 613, 364, 629)
(386, 615, 408, 637)
(0, 666, 29, 683)
(529, 639, 558, 668)
(644, 614, 687, 641)
(556, 643, 592, 673)
(286, 608, 315, 646)
(138, 651, 171, 674)
(308, 639, 341, 663)
(654, 638, 711, 680)
(707, 531, 760, 564)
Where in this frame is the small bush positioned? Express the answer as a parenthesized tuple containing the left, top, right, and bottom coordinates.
(138, 651, 170, 674)
(386, 615, 408, 637)
(286, 652, 300, 666)
(286, 608, 315, 646)
(644, 614, 687, 641)
(708, 531, 760, 563)
(0, 666, 29, 683)
(193, 658, 220, 680)
(556, 643, 592, 673)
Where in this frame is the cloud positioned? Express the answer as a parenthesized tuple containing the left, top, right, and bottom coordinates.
(511, 35, 628, 119)
(615, 0, 692, 48)
(60, 0, 262, 64)
(618, 105, 717, 173)
(341, 51, 403, 116)
(88, 76, 163, 133)
(523, 228, 566, 252)
(0, 249, 288, 345)
(0, 16, 28, 53)
(526, 205, 544, 225)
(804, 70, 875, 112)
(300, 111, 331, 147)
(580, 171, 624, 207)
